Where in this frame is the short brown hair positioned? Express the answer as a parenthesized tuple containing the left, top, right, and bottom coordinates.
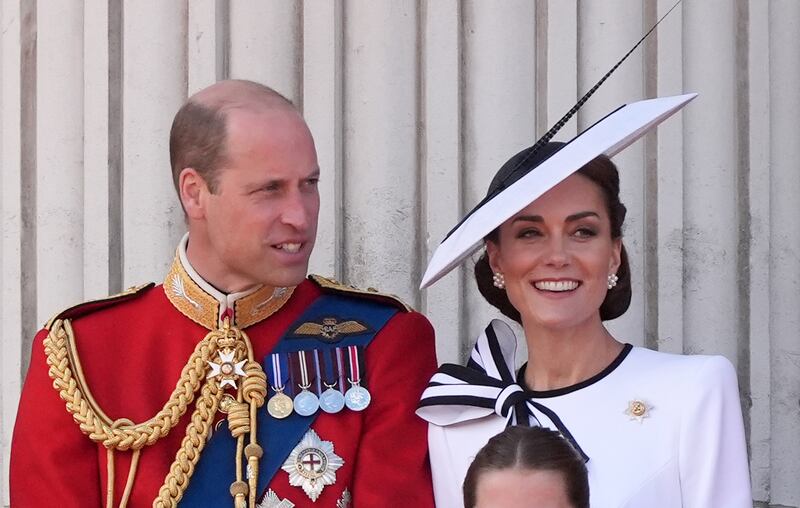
(168, 80, 293, 195)
(463, 426, 589, 508)
(474, 144, 632, 322)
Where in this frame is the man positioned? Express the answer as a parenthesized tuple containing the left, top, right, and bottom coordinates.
(11, 80, 436, 507)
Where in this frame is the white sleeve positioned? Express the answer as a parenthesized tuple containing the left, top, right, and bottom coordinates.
(428, 423, 466, 508)
(678, 355, 752, 507)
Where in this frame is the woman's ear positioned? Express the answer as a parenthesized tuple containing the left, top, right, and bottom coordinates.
(486, 240, 503, 274)
(609, 237, 622, 274)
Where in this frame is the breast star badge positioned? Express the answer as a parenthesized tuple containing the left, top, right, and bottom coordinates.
(337, 488, 352, 508)
(257, 490, 295, 508)
(282, 429, 344, 501)
(207, 350, 247, 389)
(624, 399, 653, 423)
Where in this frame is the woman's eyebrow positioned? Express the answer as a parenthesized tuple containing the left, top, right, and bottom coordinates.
(566, 211, 600, 222)
(511, 215, 543, 224)
(511, 211, 600, 224)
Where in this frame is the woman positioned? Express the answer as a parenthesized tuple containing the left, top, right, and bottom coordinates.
(417, 106, 752, 506)
(464, 425, 589, 508)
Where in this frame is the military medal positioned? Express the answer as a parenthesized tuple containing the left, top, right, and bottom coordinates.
(320, 385, 346, 414)
(281, 428, 344, 501)
(267, 352, 294, 419)
(344, 345, 371, 411)
(318, 348, 345, 414)
(293, 351, 320, 416)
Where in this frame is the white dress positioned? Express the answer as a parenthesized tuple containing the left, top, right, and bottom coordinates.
(417, 320, 752, 508)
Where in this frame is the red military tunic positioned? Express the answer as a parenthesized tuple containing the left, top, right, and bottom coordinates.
(11, 240, 436, 507)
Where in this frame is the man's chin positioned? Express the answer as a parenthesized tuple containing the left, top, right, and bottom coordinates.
(260, 267, 309, 289)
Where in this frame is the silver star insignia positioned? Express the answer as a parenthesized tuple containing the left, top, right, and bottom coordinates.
(257, 490, 295, 508)
(282, 429, 344, 501)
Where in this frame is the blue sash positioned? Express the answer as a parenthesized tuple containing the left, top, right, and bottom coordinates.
(179, 294, 398, 506)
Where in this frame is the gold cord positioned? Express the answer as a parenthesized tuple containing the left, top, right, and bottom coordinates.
(120, 449, 141, 508)
(44, 316, 268, 508)
(45, 319, 220, 450)
(153, 381, 223, 507)
(106, 448, 115, 508)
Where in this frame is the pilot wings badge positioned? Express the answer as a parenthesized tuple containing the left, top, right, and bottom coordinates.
(292, 317, 369, 342)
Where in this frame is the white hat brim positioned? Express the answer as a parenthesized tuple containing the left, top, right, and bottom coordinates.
(420, 93, 698, 289)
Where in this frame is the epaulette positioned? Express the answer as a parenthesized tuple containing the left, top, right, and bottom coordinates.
(308, 274, 413, 312)
(45, 282, 155, 329)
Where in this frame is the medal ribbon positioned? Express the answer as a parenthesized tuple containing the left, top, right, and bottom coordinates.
(266, 352, 289, 393)
(320, 348, 340, 388)
(297, 350, 313, 389)
(335, 347, 347, 391)
(347, 345, 364, 386)
(312, 349, 323, 394)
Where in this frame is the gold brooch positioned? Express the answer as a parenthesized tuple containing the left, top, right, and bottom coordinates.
(624, 399, 653, 423)
(293, 317, 368, 341)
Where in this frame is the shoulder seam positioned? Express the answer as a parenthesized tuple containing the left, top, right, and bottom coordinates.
(45, 282, 156, 329)
(307, 274, 412, 312)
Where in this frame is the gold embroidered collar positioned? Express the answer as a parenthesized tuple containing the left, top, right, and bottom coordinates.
(163, 234, 295, 330)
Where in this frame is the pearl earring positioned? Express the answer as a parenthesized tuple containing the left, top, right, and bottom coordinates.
(492, 272, 506, 289)
(607, 273, 619, 289)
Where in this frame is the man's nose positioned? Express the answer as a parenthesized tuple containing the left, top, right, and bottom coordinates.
(281, 191, 311, 229)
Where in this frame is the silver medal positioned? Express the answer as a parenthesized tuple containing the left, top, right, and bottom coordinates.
(319, 387, 346, 414)
(294, 389, 320, 416)
(344, 384, 371, 411)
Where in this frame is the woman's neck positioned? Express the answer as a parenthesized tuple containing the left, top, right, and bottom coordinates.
(521, 316, 623, 392)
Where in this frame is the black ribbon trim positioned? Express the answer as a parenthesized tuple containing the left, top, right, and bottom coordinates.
(418, 323, 595, 463)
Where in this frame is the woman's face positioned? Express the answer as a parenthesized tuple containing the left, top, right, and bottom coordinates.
(475, 468, 574, 508)
(487, 173, 621, 331)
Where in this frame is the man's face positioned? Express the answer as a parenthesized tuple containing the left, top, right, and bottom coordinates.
(200, 106, 320, 291)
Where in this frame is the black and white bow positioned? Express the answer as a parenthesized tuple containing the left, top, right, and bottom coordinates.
(417, 319, 588, 461)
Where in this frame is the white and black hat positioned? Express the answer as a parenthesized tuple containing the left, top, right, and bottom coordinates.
(420, 2, 694, 290)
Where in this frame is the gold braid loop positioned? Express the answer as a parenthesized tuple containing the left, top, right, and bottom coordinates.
(227, 401, 251, 438)
(153, 380, 222, 508)
(44, 319, 222, 451)
(241, 361, 267, 407)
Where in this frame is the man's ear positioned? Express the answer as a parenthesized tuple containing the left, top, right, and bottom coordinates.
(179, 168, 208, 220)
